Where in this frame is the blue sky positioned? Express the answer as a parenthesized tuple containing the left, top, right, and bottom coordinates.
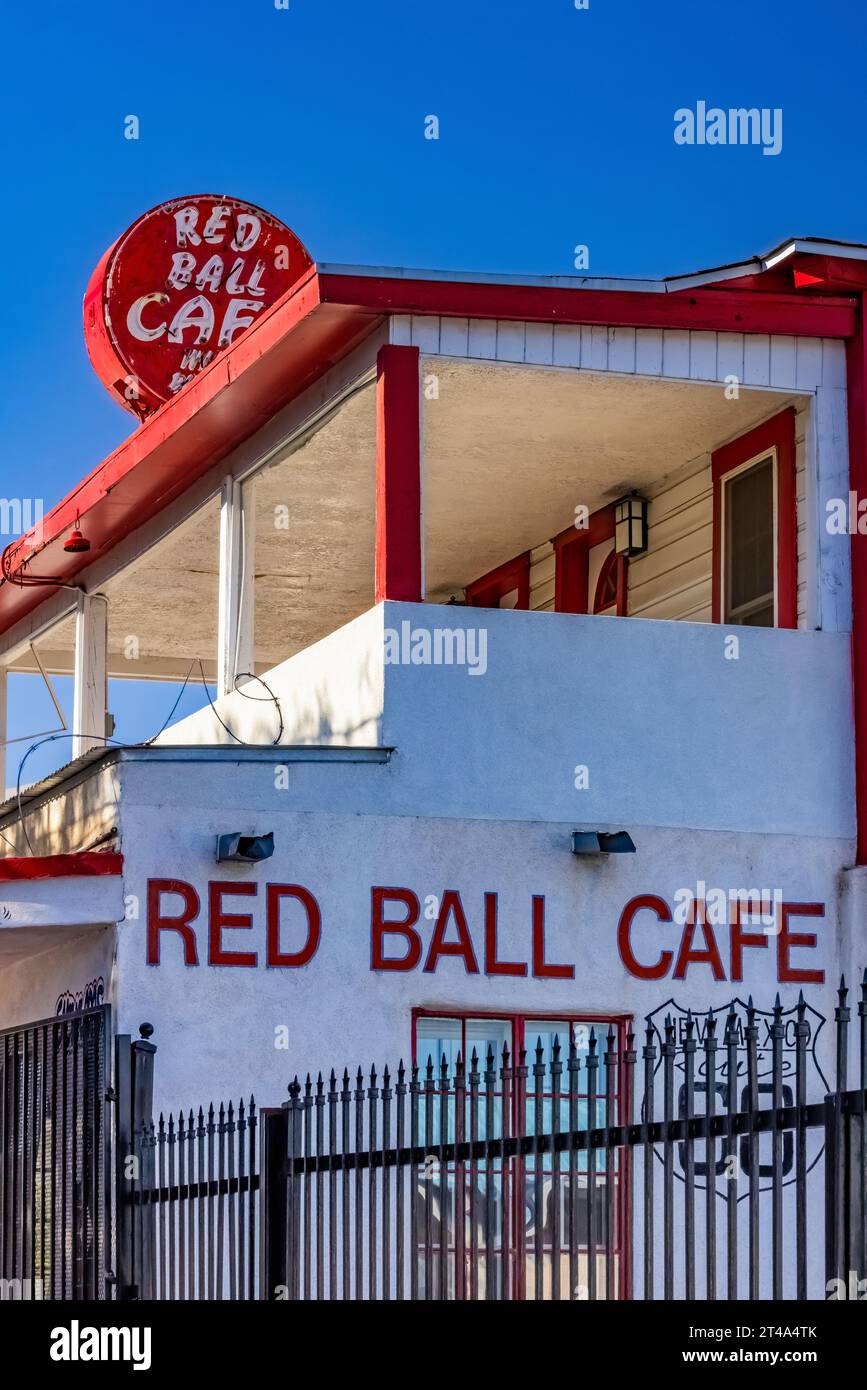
(0, 0, 864, 782)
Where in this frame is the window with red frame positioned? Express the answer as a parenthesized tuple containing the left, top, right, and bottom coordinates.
(711, 407, 797, 629)
(412, 1008, 631, 1299)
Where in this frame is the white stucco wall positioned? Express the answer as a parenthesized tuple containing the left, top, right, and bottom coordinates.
(0, 922, 115, 1031)
(154, 601, 855, 840)
(111, 762, 847, 1107)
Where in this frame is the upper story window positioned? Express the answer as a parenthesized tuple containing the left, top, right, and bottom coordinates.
(722, 453, 776, 626)
(712, 407, 797, 630)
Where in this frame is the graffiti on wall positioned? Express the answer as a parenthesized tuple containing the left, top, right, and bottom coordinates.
(55, 977, 105, 1016)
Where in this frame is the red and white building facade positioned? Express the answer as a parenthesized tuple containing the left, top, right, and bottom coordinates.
(1, 206, 867, 1294)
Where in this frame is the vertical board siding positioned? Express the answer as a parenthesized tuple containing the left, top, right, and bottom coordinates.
(394, 314, 841, 398)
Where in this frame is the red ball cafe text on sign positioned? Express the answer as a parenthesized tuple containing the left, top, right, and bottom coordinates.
(83, 195, 312, 417)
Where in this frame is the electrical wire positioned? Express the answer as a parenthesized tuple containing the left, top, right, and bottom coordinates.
(8, 657, 285, 855)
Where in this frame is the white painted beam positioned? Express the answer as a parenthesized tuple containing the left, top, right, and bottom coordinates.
(73, 593, 107, 759)
(217, 476, 255, 696)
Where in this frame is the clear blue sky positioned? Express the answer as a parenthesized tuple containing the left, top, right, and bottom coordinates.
(0, 0, 864, 783)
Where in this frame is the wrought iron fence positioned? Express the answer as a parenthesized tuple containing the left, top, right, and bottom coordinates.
(134, 1100, 260, 1300)
(257, 983, 867, 1301)
(0, 1007, 111, 1300)
(114, 1026, 260, 1300)
(110, 977, 867, 1300)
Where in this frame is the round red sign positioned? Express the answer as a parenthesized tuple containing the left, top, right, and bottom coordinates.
(83, 195, 313, 417)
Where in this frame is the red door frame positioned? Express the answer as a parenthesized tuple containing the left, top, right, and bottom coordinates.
(465, 552, 531, 610)
(411, 1005, 634, 1300)
(553, 503, 628, 617)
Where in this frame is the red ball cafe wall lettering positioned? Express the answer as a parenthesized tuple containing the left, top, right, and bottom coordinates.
(617, 895, 825, 985)
(145, 880, 825, 985)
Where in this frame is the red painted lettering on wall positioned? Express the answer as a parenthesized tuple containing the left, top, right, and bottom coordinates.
(370, 887, 422, 971)
(424, 891, 479, 974)
(208, 881, 257, 968)
(617, 895, 673, 980)
(484, 893, 527, 977)
(618, 893, 825, 985)
(266, 884, 321, 968)
(147, 879, 200, 966)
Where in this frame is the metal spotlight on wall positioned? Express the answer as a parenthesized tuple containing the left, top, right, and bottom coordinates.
(571, 830, 636, 855)
(614, 493, 649, 557)
(216, 832, 275, 864)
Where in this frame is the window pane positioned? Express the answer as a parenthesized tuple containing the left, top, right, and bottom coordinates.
(466, 1017, 512, 1064)
(724, 456, 774, 625)
(416, 1016, 462, 1072)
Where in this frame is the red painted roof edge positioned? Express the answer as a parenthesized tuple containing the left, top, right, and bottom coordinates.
(0, 850, 123, 881)
(317, 272, 856, 335)
(0, 248, 862, 640)
(1, 263, 325, 578)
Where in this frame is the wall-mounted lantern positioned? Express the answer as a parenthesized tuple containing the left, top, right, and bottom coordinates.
(614, 493, 649, 557)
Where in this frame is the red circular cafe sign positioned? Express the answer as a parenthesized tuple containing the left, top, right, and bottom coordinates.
(83, 195, 312, 417)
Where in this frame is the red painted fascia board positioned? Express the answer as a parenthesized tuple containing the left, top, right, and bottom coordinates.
(0, 261, 858, 640)
(0, 850, 123, 881)
(318, 273, 856, 338)
(0, 270, 381, 634)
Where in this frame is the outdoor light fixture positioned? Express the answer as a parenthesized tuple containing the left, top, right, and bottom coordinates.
(215, 832, 275, 864)
(614, 493, 649, 557)
(571, 830, 636, 855)
(63, 515, 91, 554)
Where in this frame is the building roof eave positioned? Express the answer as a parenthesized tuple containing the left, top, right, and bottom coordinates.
(0, 237, 863, 643)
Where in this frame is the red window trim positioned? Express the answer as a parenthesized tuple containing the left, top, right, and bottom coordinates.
(465, 551, 531, 609)
(711, 406, 797, 628)
(411, 1003, 634, 1062)
(552, 504, 627, 616)
(411, 1004, 634, 1300)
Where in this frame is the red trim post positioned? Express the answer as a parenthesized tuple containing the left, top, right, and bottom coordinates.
(847, 300, 867, 863)
(552, 503, 617, 614)
(710, 407, 797, 628)
(375, 344, 423, 603)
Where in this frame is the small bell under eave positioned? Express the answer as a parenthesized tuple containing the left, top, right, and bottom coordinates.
(63, 516, 91, 553)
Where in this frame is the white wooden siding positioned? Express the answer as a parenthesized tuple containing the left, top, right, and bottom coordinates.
(626, 400, 810, 628)
(396, 315, 850, 632)
(627, 458, 714, 623)
(529, 543, 555, 612)
(391, 315, 843, 395)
